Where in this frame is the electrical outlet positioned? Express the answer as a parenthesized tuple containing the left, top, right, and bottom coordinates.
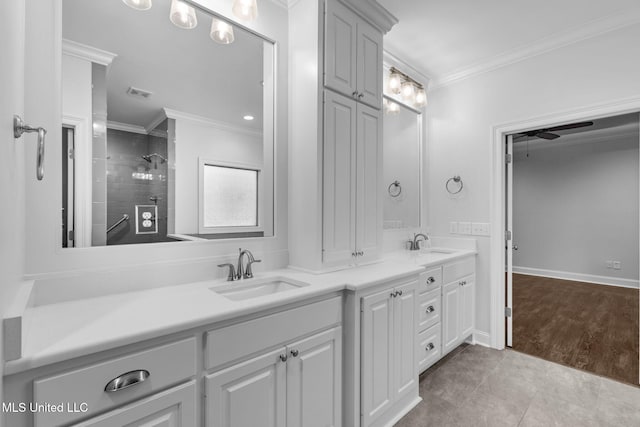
(605, 260, 613, 269)
(613, 261, 621, 270)
(449, 222, 458, 234)
(458, 222, 472, 235)
(472, 222, 490, 236)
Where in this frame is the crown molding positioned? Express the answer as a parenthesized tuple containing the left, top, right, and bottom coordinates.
(161, 108, 263, 138)
(62, 39, 117, 67)
(432, 10, 640, 90)
(341, 0, 398, 34)
(107, 121, 148, 135)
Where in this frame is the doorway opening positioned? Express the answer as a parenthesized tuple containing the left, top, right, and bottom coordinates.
(504, 113, 639, 385)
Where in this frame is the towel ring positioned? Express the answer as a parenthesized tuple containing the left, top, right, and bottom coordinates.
(446, 176, 463, 194)
(388, 180, 402, 197)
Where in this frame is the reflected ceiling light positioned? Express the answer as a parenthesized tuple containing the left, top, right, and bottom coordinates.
(401, 81, 416, 104)
(243, 115, 255, 121)
(388, 68, 402, 94)
(210, 17, 235, 44)
(170, 0, 198, 29)
(122, 0, 152, 10)
(415, 87, 427, 107)
(232, 0, 258, 22)
(384, 99, 400, 115)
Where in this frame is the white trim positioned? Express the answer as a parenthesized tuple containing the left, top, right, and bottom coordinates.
(107, 121, 148, 135)
(490, 96, 640, 350)
(513, 266, 639, 289)
(162, 108, 262, 138)
(432, 10, 640, 89)
(514, 123, 639, 152)
(472, 330, 491, 348)
(61, 39, 117, 67)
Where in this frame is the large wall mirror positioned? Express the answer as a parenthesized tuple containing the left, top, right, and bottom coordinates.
(61, 0, 275, 248)
(383, 96, 422, 229)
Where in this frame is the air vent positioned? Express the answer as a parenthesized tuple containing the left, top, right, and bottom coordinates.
(126, 86, 153, 99)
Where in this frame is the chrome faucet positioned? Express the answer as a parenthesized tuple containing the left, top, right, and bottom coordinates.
(409, 233, 429, 251)
(218, 248, 262, 281)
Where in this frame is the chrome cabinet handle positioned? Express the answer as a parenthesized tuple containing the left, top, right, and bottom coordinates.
(290, 349, 299, 357)
(425, 305, 435, 313)
(397, 290, 403, 296)
(279, 353, 288, 362)
(358, 251, 364, 256)
(14, 115, 46, 180)
(390, 292, 396, 298)
(459, 281, 467, 286)
(104, 370, 150, 393)
(426, 276, 435, 284)
(352, 91, 358, 98)
(426, 343, 435, 351)
(358, 93, 364, 99)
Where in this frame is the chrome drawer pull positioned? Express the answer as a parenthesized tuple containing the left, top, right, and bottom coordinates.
(104, 369, 150, 393)
(426, 343, 435, 351)
(426, 276, 435, 284)
(425, 305, 435, 313)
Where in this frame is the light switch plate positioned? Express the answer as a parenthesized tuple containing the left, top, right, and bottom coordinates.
(605, 260, 613, 269)
(458, 222, 472, 235)
(613, 261, 621, 270)
(449, 222, 458, 234)
(471, 222, 490, 236)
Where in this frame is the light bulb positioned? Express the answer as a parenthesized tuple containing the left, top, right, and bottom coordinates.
(415, 87, 427, 107)
(388, 69, 402, 94)
(210, 18, 234, 44)
(232, 0, 258, 22)
(122, 0, 152, 10)
(386, 100, 400, 115)
(401, 81, 416, 104)
(170, 0, 197, 29)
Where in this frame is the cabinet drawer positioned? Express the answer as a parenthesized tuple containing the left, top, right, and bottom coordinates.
(34, 338, 197, 427)
(443, 257, 475, 284)
(417, 323, 441, 373)
(205, 296, 342, 370)
(419, 267, 442, 294)
(418, 288, 440, 332)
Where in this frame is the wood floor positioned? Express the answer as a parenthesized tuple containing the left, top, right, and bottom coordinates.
(512, 273, 639, 385)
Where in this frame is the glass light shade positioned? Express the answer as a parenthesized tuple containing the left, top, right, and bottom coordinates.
(385, 100, 400, 115)
(401, 81, 416, 104)
(122, 0, 152, 10)
(388, 70, 402, 94)
(415, 87, 427, 107)
(170, 0, 197, 29)
(232, 0, 258, 22)
(210, 18, 235, 44)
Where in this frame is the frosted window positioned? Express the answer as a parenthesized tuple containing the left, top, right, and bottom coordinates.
(203, 165, 258, 227)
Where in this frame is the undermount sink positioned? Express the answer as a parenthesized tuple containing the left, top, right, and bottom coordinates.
(210, 277, 309, 301)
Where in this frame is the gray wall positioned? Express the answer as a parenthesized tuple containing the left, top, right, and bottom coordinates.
(513, 132, 639, 284)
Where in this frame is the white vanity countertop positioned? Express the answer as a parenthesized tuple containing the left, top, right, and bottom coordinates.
(4, 250, 475, 376)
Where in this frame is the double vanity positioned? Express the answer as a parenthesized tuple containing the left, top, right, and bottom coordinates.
(3, 243, 476, 427)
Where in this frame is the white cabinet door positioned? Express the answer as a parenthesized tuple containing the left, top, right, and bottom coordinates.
(324, 0, 357, 97)
(74, 381, 197, 427)
(323, 90, 357, 265)
(442, 281, 460, 355)
(393, 282, 417, 400)
(361, 288, 394, 425)
(205, 348, 287, 427)
(286, 327, 342, 427)
(355, 102, 381, 263)
(459, 275, 475, 340)
(356, 19, 382, 109)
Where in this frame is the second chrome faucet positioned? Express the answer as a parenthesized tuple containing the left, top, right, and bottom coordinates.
(218, 248, 262, 281)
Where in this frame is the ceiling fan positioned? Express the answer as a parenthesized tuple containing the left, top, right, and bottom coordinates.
(515, 121, 594, 140)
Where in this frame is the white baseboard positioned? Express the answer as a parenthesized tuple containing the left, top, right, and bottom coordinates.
(513, 266, 639, 289)
(472, 330, 492, 348)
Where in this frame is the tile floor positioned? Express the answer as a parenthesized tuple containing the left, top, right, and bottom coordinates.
(395, 344, 640, 426)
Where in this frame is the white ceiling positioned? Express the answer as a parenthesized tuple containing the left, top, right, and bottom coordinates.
(378, 0, 640, 86)
(63, 0, 266, 130)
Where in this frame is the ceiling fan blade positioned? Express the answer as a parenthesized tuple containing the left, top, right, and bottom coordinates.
(546, 121, 594, 132)
(536, 132, 560, 140)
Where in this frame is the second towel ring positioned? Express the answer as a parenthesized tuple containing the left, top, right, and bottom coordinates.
(446, 176, 464, 194)
(388, 180, 402, 197)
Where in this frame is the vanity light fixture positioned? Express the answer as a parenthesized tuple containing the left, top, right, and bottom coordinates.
(232, 0, 258, 22)
(122, 0, 152, 10)
(210, 17, 235, 44)
(401, 81, 416, 104)
(388, 68, 402, 94)
(383, 99, 400, 115)
(415, 87, 427, 107)
(170, 0, 198, 29)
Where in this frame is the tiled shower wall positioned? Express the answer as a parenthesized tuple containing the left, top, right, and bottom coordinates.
(106, 121, 172, 245)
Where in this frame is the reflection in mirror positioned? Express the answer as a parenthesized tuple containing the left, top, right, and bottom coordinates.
(61, 0, 274, 247)
(382, 97, 422, 229)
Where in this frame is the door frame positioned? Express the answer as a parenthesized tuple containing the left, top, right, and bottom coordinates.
(489, 96, 640, 350)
